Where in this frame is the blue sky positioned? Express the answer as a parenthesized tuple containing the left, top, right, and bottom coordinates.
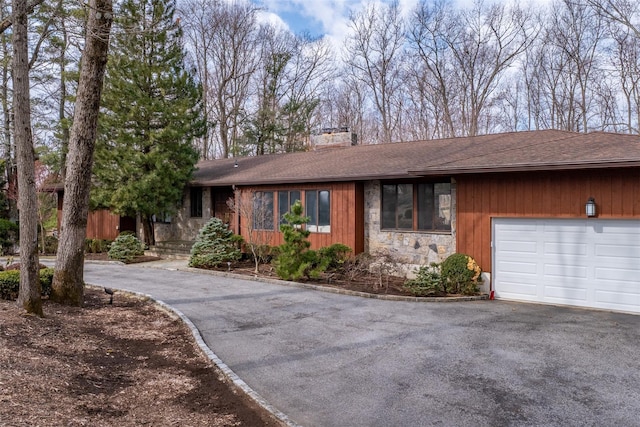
(252, 0, 422, 46)
(251, 0, 489, 48)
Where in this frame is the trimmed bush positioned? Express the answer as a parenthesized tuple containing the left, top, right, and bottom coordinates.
(0, 268, 55, 301)
(189, 218, 242, 268)
(441, 253, 483, 295)
(404, 262, 444, 296)
(108, 234, 145, 262)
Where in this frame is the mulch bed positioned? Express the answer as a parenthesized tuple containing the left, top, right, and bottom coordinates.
(0, 288, 283, 426)
(206, 259, 414, 296)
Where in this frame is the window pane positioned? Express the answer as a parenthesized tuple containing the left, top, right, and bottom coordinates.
(417, 183, 434, 230)
(190, 187, 202, 217)
(396, 184, 413, 229)
(264, 192, 274, 230)
(318, 190, 330, 226)
(278, 191, 289, 224)
(381, 184, 397, 229)
(434, 183, 451, 231)
(306, 191, 317, 226)
(290, 191, 301, 206)
(253, 191, 274, 230)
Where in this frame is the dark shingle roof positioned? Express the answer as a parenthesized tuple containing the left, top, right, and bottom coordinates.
(192, 130, 640, 186)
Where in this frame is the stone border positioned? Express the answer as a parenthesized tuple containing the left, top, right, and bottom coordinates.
(173, 266, 490, 303)
(86, 284, 300, 427)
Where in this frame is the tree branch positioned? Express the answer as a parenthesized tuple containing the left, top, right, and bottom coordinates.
(0, 0, 47, 34)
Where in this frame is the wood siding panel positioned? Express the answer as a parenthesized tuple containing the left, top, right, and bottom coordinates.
(86, 209, 121, 240)
(457, 169, 640, 274)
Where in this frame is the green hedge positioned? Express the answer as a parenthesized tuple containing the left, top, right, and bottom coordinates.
(0, 268, 55, 301)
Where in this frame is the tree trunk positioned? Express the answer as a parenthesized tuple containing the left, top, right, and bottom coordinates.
(13, 0, 42, 316)
(52, 0, 113, 306)
(142, 214, 155, 247)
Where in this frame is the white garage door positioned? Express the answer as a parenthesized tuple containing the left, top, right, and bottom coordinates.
(493, 218, 640, 313)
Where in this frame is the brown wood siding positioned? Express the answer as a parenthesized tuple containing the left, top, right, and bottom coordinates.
(57, 191, 123, 241)
(86, 209, 121, 240)
(456, 169, 640, 273)
(238, 182, 364, 253)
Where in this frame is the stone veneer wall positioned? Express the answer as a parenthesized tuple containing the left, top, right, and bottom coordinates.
(152, 187, 212, 242)
(364, 180, 457, 277)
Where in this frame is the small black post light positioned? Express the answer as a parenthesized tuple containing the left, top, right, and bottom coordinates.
(585, 197, 596, 217)
(234, 159, 238, 168)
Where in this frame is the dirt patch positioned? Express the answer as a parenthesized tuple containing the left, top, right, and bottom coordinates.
(0, 288, 283, 426)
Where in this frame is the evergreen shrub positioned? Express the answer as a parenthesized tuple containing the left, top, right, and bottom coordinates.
(404, 262, 444, 296)
(189, 218, 241, 268)
(441, 253, 483, 295)
(274, 201, 319, 280)
(317, 243, 352, 271)
(108, 234, 145, 262)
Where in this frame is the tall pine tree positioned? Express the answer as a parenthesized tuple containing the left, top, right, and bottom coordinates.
(93, 0, 204, 245)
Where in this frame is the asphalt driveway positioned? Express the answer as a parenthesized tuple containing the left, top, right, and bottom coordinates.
(83, 262, 640, 427)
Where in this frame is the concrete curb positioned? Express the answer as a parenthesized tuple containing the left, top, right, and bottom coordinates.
(173, 266, 490, 303)
(86, 284, 300, 427)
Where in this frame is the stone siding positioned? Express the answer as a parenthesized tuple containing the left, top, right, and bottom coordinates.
(152, 187, 212, 242)
(364, 180, 456, 277)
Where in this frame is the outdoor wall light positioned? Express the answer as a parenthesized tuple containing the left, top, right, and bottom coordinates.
(586, 197, 596, 217)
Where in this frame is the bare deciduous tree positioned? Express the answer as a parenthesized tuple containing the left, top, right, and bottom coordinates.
(227, 191, 273, 274)
(408, 0, 533, 137)
(345, 0, 405, 143)
(181, 0, 260, 159)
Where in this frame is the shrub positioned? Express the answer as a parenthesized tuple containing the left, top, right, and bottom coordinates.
(85, 238, 112, 254)
(404, 263, 444, 296)
(43, 235, 59, 255)
(0, 219, 18, 255)
(189, 218, 242, 268)
(108, 234, 145, 262)
(274, 201, 324, 280)
(441, 253, 483, 295)
(39, 268, 55, 297)
(317, 243, 352, 271)
(0, 268, 55, 301)
(341, 252, 373, 281)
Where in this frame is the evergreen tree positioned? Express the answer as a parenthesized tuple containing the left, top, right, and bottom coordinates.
(93, 0, 204, 245)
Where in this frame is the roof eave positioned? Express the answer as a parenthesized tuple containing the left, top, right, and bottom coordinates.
(191, 172, 420, 187)
(408, 160, 640, 176)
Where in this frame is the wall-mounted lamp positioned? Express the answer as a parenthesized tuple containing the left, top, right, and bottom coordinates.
(585, 197, 596, 217)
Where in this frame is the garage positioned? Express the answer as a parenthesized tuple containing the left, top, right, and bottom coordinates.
(493, 218, 640, 314)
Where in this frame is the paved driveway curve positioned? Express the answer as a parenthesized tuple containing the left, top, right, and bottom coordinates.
(83, 262, 640, 427)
